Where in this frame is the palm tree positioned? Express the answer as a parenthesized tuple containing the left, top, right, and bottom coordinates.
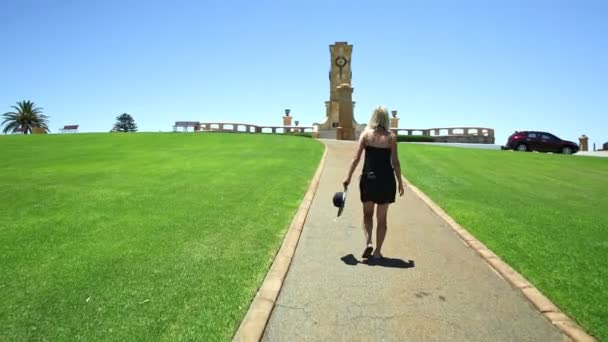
(2, 100, 50, 134)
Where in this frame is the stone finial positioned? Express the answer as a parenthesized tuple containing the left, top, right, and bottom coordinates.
(391, 110, 398, 118)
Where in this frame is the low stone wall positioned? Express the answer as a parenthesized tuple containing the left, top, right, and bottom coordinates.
(392, 127, 495, 144)
(189, 123, 495, 143)
(432, 135, 495, 144)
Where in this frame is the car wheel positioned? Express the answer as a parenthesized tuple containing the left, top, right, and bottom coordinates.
(562, 146, 573, 155)
(516, 144, 528, 152)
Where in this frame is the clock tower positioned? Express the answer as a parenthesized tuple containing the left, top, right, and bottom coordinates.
(315, 42, 360, 133)
(329, 42, 352, 105)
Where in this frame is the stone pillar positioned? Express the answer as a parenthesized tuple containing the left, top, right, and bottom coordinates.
(283, 109, 292, 133)
(390, 110, 399, 129)
(283, 116, 292, 126)
(283, 117, 292, 133)
(336, 83, 355, 140)
(312, 124, 320, 139)
(579, 134, 588, 152)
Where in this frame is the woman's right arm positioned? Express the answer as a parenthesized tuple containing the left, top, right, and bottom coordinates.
(390, 133, 405, 196)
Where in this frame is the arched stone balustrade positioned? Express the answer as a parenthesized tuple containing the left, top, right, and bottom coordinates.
(195, 123, 314, 135)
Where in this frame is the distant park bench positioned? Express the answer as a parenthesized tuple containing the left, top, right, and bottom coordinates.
(60, 125, 79, 133)
(173, 121, 200, 132)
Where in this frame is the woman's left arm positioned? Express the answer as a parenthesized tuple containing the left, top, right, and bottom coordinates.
(390, 133, 405, 196)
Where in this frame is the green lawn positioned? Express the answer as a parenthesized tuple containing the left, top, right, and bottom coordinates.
(399, 144, 608, 341)
(0, 132, 323, 341)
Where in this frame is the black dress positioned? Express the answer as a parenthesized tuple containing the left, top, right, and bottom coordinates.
(359, 146, 397, 204)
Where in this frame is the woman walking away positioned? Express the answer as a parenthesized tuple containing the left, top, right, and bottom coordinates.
(342, 106, 404, 261)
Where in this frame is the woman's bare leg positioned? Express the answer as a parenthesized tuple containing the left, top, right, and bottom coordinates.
(362, 201, 375, 246)
(374, 204, 389, 257)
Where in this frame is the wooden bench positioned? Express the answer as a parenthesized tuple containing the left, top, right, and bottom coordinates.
(60, 125, 79, 133)
(173, 121, 200, 132)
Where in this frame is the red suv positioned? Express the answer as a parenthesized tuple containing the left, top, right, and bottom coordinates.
(503, 131, 579, 154)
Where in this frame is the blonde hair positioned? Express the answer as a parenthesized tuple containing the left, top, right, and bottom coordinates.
(367, 106, 390, 131)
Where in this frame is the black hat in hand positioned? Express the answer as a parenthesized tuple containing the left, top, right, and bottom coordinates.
(332, 187, 348, 217)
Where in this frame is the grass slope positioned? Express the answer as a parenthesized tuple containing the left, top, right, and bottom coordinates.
(399, 144, 608, 340)
(0, 133, 323, 341)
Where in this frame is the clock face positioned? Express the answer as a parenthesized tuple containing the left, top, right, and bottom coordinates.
(335, 56, 348, 67)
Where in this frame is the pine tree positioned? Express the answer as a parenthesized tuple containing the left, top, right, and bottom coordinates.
(113, 113, 138, 132)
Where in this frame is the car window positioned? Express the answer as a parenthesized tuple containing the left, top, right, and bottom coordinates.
(541, 133, 557, 140)
(527, 132, 537, 138)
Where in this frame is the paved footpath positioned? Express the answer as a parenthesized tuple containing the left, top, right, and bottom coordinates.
(263, 140, 565, 341)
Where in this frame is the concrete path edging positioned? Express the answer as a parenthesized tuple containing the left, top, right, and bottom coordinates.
(401, 175, 597, 342)
(232, 146, 328, 342)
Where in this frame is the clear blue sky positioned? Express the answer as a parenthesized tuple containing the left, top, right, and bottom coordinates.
(1, 0, 606, 145)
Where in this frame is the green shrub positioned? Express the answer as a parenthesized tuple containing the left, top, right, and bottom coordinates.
(396, 135, 434, 142)
(287, 132, 313, 138)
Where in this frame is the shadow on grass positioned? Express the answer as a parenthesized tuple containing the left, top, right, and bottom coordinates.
(340, 254, 415, 269)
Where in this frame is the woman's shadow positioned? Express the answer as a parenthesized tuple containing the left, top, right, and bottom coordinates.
(340, 254, 415, 268)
